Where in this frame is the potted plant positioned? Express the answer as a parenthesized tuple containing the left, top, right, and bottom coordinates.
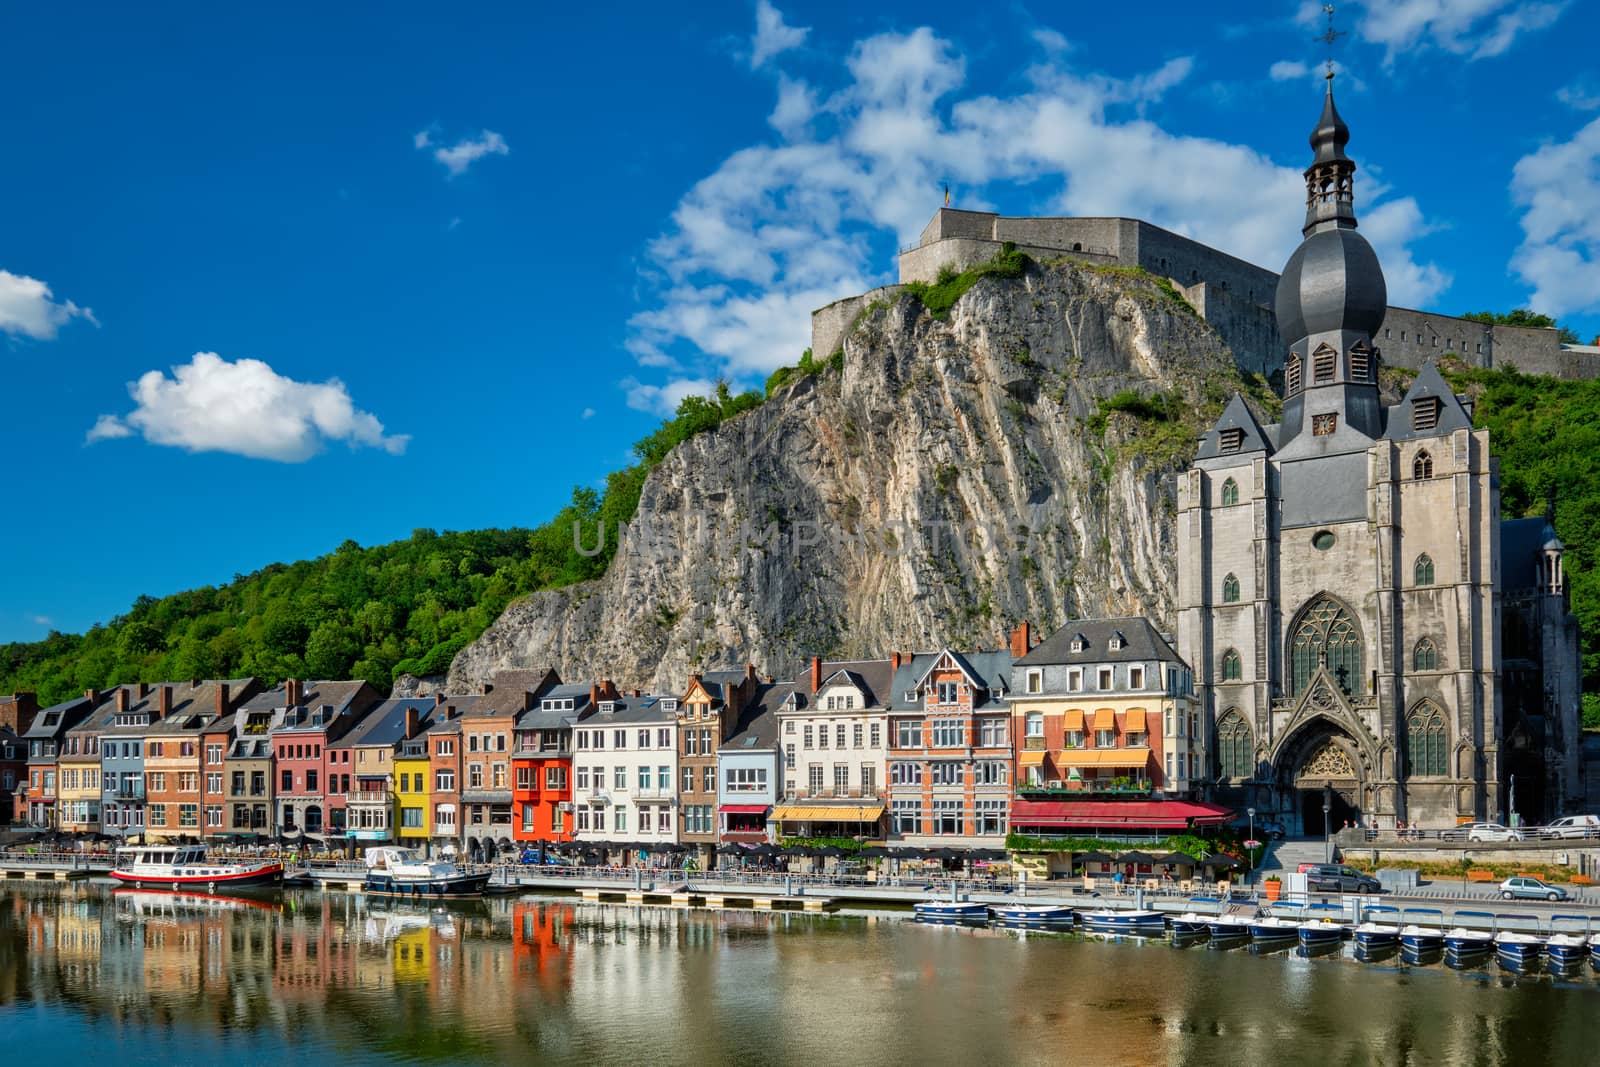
(1263, 875, 1283, 901)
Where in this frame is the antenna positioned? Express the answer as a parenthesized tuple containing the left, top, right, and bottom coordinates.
(1316, 4, 1346, 80)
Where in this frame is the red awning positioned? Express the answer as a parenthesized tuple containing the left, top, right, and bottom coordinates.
(718, 804, 770, 814)
(1009, 799, 1235, 830)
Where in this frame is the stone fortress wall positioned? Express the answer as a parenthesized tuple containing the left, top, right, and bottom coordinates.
(812, 208, 1600, 382)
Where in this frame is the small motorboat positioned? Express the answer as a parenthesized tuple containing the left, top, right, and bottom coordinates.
(1206, 913, 1253, 941)
(1169, 912, 1214, 938)
(110, 843, 284, 891)
(1297, 904, 1347, 949)
(989, 904, 1074, 924)
(914, 901, 989, 922)
(1398, 907, 1447, 952)
(1079, 908, 1166, 934)
(1246, 906, 1304, 942)
(1545, 915, 1591, 969)
(1352, 905, 1403, 950)
(1444, 911, 1497, 962)
(362, 847, 492, 899)
(1495, 928, 1545, 972)
(1590, 934, 1600, 971)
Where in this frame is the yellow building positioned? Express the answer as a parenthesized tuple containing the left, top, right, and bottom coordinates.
(395, 738, 431, 844)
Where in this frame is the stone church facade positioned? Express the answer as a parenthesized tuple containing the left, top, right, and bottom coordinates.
(1176, 79, 1584, 833)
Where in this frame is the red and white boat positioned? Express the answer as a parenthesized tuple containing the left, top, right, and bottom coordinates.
(110, 843, 284, 891)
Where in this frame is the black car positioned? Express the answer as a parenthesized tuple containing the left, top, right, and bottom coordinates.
(1304, 864, 1381, 894)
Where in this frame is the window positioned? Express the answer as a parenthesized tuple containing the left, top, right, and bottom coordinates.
(933, 800, 962, 835)
(577, 732, 590, 750)
(593, 732, 606, 749)
(1412, 396, 1441, 432)
(657, 728, 671, 748)
(895, 720, 923, 749)
(683, 730, 698, 756)
(1094, 727, 1115, 747)
(436, 740, 454, 756)
(785, 744, 795, 770)
(516, 766, 532, 791)
(979, 717, 1008, 747)
(835, 724, 846, 748)
(1413, 637, 1438, 671)
(1217, 710, 1253, 779)
(520, 805, 534, 832)
(975, 761, 1007, 786)
(206, 743, 222, 765)
(148, 805, 167, 827)
(892, 800, 921, 835)
(1221, 477, 1239, 507)
(1349, 342, 1371, 382)
(1406, 705, 1447, 777)
(206, 772, 221, 794)
(1289, 595, 1363, 697)
(930, 720, 964, 748)
(1219, 427, 1244, 454)
(657, 765, 670, 790)
(702, 765, 715, 792)
(1222, 573, 1240, 603)
(853, 724, 863, 748)
(1312, 342, 1335, 383)
(614, 729, 627, 750)
(1067, 669, 1082, 692)
(682, 767, 694, 793)
(468, 734, 479, 753)
(936, 681, 959, 705)
(1286, 353, 1303, 395)
(930, 762, 962, 786)
(975, 799, 1006, 835)
(861, 764, 876, 795)
(435, 770, 454, 791)
(1221, 649, 1242, 682)
(833, 763, 849, 794)
(819, 725, 829, 749)
(638, 729, 651, 748)
(1413, 450, 1434, 479)
(889, 761, 922, 786)
(546, 766, 566, 791)
(1025, 713, 1044, 739)
(1026, 669, 1042, 694)
(612, 766, 625, 791)
(1097, 668, 1113, 691)
(802, 725, 813, 750)
(575, 807, 590, 831)
(1129, 666, 1144, 689)
(591, 806, 606, 831)
(727, 767, 767, 793)
(809, 764, 824, 794)
(638, 766, 652, 791)
(614, 807, 627, 833)
(468, 763, 483, 789)
(870, 723, 881, 748)
(1414, 554, 1435, 586)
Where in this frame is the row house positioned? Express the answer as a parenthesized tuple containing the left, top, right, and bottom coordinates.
(0, 692, 38, 824)
(885, 643, 1015, 848)
(142, 682, 249, 841)
(771, 657, 894, 842)
(17, 694, 96, 827)
(98, 685, 162, 833)
(428, 694, 483, 853)
(395, 730, 432, 847)
(676, 667, 761, 864)
(716, 683, 788, 845)
(570, 692, 676, 854)
(332, 697, 436, 844)
(267, 680, 383, 835)
(222, 694, 287, 835)
(460, 683, 531, 854)
(59, 693, 115, 833)
(511, 674, 603, 846)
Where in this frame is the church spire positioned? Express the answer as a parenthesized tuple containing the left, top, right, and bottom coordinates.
(1304, 6, 1357, 236)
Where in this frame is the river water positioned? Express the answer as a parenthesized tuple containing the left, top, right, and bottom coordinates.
(1, 882, 1596, 1065)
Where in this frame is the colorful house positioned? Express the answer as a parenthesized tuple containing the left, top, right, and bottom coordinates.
(223, 693, 285, 835)
(675, 667, 761, 867)
(716, 682, 789, 846)
(395, 731, 432, 845)
(426, 695, 482, 854)
(771, 657, 894, 842)
(333, 697, 436, 845)
(268, 679, 383, 836)
(17, 694, 96, 828)
(512, 675, 605, 847)
(143, 681, 254, 842)
(570, 690, 673, 858)
(0, 692, 38, 824)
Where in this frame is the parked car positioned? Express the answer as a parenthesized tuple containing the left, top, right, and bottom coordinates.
(1259, 820, 1287, 840)
(1440, 822, 1526, 842)
(1304, 864, 1382, 894)
(1535, 815, 1600, 839)
(1499, 875, 1567, 902)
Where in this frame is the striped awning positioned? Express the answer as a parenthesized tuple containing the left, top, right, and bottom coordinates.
(1125, 708, 1147, 733)
(1062, 709, 1084, 731)
(1054, 749, 1151, 769)
(1091, 708, 1116, 730)
(771, 804, 885, 822)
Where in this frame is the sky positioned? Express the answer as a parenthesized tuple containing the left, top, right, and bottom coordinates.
(3, 0, 1598, 643)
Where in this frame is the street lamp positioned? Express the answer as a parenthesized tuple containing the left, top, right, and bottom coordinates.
(1247, 807, 1256, 884)
(1323, 796, 1332, 864)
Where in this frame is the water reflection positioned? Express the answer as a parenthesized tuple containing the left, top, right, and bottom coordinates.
(2, 882, 1599, 1065)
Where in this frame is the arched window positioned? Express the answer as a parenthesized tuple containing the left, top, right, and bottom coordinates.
(1413, 637, 1438, 671)
(1289, 595, 1363, 697)
(1413, 450, 1433, 479)
(1286, 353, 1303, 395)
(1217, 710, 1253, 779)
(1222, 573, 1241, 603)
(1221, 477, 1239, 507)
(1406, 704, 1448, 777)
(1220, 649, 1242, 682)
(1414, 554, 1435, 586)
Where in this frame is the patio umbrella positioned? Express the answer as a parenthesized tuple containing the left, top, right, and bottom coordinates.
(1117, 850, 1157, 865)
(969, 848, 1007, 861)
(1203, 855, 1246, 871)
(857, 846, 889, 859)
(1155, 851, 1200, 867)
(814, 846, 846, 858)
(1074, 850, 1112, 863)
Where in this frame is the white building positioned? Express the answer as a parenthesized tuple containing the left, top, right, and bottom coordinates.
(771, 657, 895, 842)
(570, 695, 678, 856)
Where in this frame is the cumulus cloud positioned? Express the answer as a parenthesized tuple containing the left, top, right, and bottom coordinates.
(581, 407, 596, 419)
(750, 0, 808, 69)
(1509, 116, 1600, 316)
(1557, 78, 1600, 111)
(87, 352, 409, 462)
(626, 23, 1450, 402)
(0, 270, 96, 340)
(1269, 59, 1311, 80)
(622, 376, 722, 417)
(415, 128, 510, 177)
(1353, 0, 1566, 63)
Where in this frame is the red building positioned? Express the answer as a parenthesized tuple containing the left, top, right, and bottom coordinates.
(0, 692, 38, 824)
(510, 675, 613, 846)
(267, 680, 381, 835)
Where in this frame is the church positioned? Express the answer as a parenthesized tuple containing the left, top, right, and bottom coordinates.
(1176, 76, 1584, 833)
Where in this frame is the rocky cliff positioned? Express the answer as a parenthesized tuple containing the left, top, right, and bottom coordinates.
(448, 260, 1254, 693)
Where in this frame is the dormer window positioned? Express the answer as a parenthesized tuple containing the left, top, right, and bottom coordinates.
(660, 699, 678, 713)
(1349, 342, 1371, 382)
(598, 701, 615, 714)
(1312, 343, 1336, 384)
(1108, 633, 1126, 651)
(1069, 635, 1087, 653)
(1286, 353, 1303, 395)
(1025, 669, 1042, 694)
(1218, 428, 1244, 454)
(1412, 396, 1441, 432)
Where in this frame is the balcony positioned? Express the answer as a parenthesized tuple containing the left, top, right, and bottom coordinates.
(114, 784, 145, 800)
(631, 785, 674, 800)
(346, 790, 390, 806)
(1017, 777, 1154, 797)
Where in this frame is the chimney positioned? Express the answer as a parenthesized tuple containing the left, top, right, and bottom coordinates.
(589, 684, 600, 708)
(435, 692, 447, 707)
(405, 706, 419, 739)
(135, 682, 148, 700)
(447, 704, 461, 720)
(632, 689, 642, 698)
(285, 679, 303, 708)
(84, 688, 100, 708)
(156, 685, 172, 718)
(746, 663, 758, 681)
(810, 656, 822, 694)
(522, 691, 535, 712)
(890, 652, 901, 671)
(1009, 621, 1032, 660)
(216, 683, 230, 717)
(116, 687, 129, 713)
(481, 682, 495, 696)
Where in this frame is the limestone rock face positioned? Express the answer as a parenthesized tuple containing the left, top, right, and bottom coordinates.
(448, 261, 1239, 693)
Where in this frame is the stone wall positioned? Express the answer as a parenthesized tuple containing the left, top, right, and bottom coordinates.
(809, 285, 902, 363)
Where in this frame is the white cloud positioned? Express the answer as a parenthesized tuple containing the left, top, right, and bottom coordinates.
(88, 351, 409, 462)
(750, 0, 808, 69)
(1353, 0, 1566, 64)
(622, 376, 722, 417)
(29, 614, 52, 627)
(1269, 59, 1311, 80)
(1557, 78, 1600, 112)
(0, 269, 96, 341)
(415, 128, 510, 177)
(581, 407, 596, 419)
(769, 74, 818, 135)
(1509, 116, 1600, 316)
(626, 24, 1450, 396)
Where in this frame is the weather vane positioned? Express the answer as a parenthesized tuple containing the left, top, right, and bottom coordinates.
(1316, 4, 1345, 80)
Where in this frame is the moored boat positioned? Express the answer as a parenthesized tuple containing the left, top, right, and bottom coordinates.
(109, 844, 284, 891)
(1079, 907, 1166, 933)
(1545, 916, 1591, 969)
(1352, 905, 1403, 950)
(1169, 912, 1213, 938)
(362, 847, 491, 899)
(914, 901, 989, 922)
(1398, 907, 1446, 952)
(1206, 913, 1253, 941)
(1494, 929, 1545, 971)
(989, 904, 1074, 924)
(1297, 904, 1347, 949)
(1246, 907, 1304, 942)
(1443, 911, 1497, 961)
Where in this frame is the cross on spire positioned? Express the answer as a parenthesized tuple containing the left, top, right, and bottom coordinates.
(1316, 4, 1346, 80)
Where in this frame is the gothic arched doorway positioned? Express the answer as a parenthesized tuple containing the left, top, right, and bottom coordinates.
(1282, 731, 1364, 836)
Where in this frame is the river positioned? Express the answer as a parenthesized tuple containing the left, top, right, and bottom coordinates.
(0, 882, 1596, 1065)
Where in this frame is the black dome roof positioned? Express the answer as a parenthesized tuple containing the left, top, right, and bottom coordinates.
(1275, 227, 1387, 345)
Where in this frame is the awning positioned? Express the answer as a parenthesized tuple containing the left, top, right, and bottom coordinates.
(1054, 749, 1151, 768)
(772, 804, 886, 822)
(718, 804, 770, 815)
(1018, 750, 1048, 767)
(1009, 799, 1235, 831)
(1092, 708, 1116, 730)
(1124, 708, 1147, 733)
(1062, 709, 1084, 731)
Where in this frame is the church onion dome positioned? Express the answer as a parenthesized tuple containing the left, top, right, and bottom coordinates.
(1275, 229, 1387, 343)
(1310, 86, 1351, 164)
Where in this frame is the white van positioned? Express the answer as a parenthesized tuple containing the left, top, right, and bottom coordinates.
(1538, 814, 1600, 839)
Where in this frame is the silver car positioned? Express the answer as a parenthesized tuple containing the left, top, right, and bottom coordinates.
(1440, 821, 1526, 842)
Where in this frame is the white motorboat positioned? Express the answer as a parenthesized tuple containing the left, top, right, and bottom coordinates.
(110, 843, 283, 891)
(363, 846, 491, 898)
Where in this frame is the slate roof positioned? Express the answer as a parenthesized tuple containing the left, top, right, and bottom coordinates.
(21, 696, 93, 741)
(1381, 360, 1474, 442)
(1195, 393, 1274, 460)
(721, 684, 792, 752)
(571, 694, 672, 728)
(516, 682, 596, 731)
(262, 680, 380, 734)
(886, 649, 1013, 711)
(785, 659, 895, 710)
(475, 667, 562, 718)
(332, 698, 434, 750)
(1016, 617, 1185, 667)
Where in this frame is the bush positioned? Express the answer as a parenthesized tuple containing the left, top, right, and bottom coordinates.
(903, 244, 1031, 319)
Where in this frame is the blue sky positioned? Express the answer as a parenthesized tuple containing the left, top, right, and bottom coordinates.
(3, 0, 1597, 643)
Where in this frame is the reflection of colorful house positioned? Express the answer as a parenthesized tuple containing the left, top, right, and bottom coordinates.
(511, 900, 575, 990)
